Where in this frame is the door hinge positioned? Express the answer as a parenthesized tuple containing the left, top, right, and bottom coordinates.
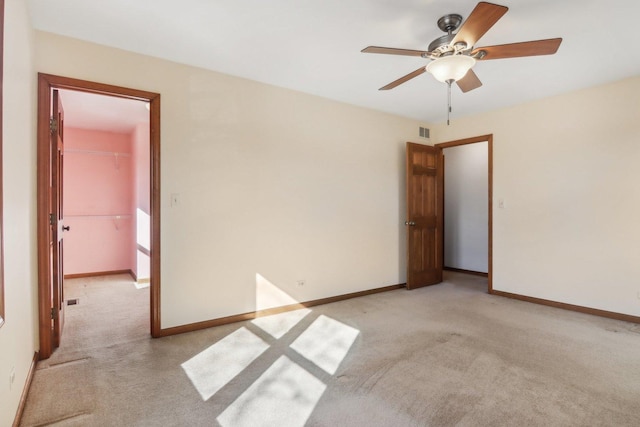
(51, 307, 56, 319)
(49, 213, 55, 226)
(49, 117, 57, 133)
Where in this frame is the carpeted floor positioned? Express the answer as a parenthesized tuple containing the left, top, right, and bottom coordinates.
(20, 272, 640, 426)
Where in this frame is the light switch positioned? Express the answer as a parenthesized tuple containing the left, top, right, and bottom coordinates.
(170, 193, 179, 207)
(498, 198, 505, 209)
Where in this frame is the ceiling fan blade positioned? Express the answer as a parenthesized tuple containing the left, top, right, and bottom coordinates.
(456, 69, 482, 93)
(451, 2, 508, 49)
(472, 38, 563, 60)
(362, 46, 429, 57)
(379, 66, 427, 90)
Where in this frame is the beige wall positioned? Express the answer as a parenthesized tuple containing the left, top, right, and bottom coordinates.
(433, 76, 640, 316)
(0, 0, 38, 425)
(34, 31, 426, 328)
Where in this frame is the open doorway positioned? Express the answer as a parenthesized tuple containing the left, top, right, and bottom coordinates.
(59, 89, 150, 284)
(57, 89, 151, 349)
(435, 135, 493, 292)
(37, 73, 161, 359)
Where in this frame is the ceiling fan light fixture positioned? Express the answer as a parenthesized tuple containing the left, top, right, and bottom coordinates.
(426, 55, 476, 83)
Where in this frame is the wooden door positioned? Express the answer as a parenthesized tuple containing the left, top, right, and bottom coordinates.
(51, 89, 65, 348)
(406, 142, 443, 289)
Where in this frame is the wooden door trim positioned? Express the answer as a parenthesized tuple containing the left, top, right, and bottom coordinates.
(37, 73, 161, 359)
(435, 134, 493, 292)
(0, 0, 5, 329)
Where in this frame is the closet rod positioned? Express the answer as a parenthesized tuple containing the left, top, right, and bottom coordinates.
(65, 214, 133, 219)
(64, 149, 131, 157)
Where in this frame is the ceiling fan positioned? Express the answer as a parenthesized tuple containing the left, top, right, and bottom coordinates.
(362, 1, 562, 122)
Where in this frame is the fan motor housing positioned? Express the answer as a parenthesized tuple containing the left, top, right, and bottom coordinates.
(429, 14, 465, 56)
(428, 34, 455, 54)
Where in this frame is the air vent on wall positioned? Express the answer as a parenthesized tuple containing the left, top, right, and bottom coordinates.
(419, 127, 430, 139)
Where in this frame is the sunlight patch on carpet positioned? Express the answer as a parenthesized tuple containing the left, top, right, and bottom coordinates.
(290, 315, 359, 375)
(251, 308, 311, 339)
(217, 356, 326, 427)
(181, 327, 268, 401)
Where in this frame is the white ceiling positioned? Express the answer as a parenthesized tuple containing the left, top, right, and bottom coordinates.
(28, 0, 640, 125)
(59, 89, 149, 133)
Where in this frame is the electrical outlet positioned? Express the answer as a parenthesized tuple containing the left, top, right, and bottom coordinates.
(9, 366, 15, 390)
(297, 280, 306, 287)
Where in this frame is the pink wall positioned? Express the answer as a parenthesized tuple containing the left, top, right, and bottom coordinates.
(63, 127, 135, 275)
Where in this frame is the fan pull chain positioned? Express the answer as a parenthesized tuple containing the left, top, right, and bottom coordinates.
(447, 80, 452, 126)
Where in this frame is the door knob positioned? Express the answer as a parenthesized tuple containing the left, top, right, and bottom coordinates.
(62, 225, 70, 231)
(404, 221, 416, 226)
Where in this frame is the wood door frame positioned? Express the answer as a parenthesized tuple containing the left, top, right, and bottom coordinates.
(0, 0, 5, 329)
(37, 73, 162, 359)
(435, 134, 493, 292)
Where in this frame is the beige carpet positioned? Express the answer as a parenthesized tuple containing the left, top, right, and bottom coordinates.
(20, 272, 640, 426)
